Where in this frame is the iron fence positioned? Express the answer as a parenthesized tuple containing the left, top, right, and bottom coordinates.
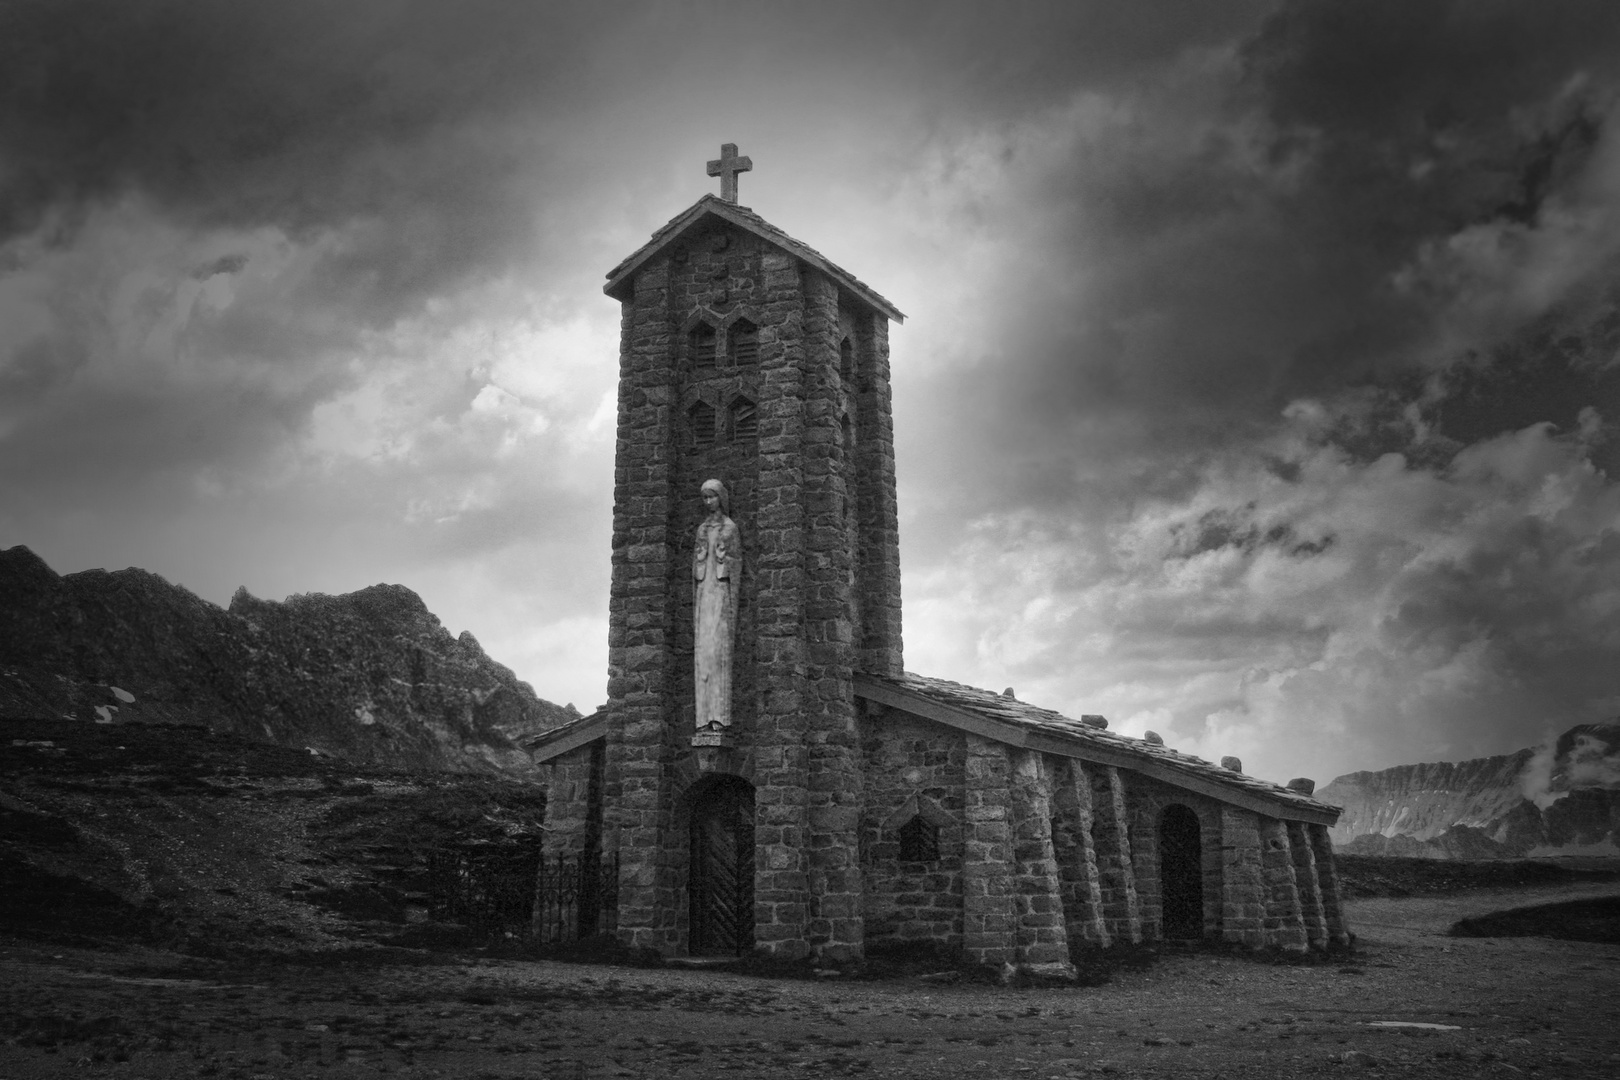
(425, 842, 540, 941)
(533, 849, 620, 944)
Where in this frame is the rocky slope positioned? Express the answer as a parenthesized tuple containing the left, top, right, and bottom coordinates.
(1320, 721, 1620, 859)
(0, 545, 578, 776)
(1, 716, 548, 954)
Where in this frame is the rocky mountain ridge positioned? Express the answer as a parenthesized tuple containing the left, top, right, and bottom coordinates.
(1319, 721, 1620, 859)
(0, 545, 577, 776)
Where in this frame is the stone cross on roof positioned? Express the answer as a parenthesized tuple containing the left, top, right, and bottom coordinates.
(706, 143, 752, 204)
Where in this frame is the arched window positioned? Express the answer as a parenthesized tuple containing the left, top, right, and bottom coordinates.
(689, 400, 716, 447)
(839, 336, 854, 388)
(897, 815, 940, 863)
(729, 319, 759, 366)
(728, 396, 758, 441)
(690, 323, 717, 369)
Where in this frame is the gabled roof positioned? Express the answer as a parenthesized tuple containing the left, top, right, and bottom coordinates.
(855, 672, 1342, 826)
(604, 195, 905, 323)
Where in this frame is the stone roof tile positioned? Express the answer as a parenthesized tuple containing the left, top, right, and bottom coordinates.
(866, 671, 1340, 818)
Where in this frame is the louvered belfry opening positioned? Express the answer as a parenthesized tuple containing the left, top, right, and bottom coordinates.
(1159, 804, 1204, 940)
(729, 319, 759, 366)
(689, 775, 756, 956)
(689, 400, 716, 447)
(728, 396, 758, 441)
(690, 322, 717, 369)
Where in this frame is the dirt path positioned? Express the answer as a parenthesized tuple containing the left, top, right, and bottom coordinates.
(3, 881, 1618, 1079)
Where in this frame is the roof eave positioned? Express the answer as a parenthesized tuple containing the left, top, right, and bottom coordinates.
(525, 709, 612, 763)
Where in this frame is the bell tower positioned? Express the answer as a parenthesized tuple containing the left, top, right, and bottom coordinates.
(598, 145, 904, 959)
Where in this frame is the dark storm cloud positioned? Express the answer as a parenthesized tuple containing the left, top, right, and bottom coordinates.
(0, 0, 603, 318)
(906, 0, 1620, 520)
(1246, 0, 1620, 144)
(0, 0, 625, 517)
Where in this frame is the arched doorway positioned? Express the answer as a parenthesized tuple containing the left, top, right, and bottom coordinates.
(688, 775, 756, 956)
(1159, 804, 1204, 941)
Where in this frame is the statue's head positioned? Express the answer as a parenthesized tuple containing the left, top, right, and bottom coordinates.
(701, 478, 729, 515)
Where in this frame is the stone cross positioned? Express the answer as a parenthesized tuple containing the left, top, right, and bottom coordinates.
(707, 143, 753, 204)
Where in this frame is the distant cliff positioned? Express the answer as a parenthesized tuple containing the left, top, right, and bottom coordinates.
(1319, 721, 1620, 859)
(0, 545, 577, 776)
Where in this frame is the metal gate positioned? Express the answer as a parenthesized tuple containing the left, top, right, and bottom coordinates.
(688, 776, 755, 956)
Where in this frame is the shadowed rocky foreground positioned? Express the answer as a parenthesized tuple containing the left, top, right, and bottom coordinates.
(3, 877, 1619, 1079)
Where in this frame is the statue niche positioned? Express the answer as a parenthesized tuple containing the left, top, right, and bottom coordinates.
(693, 478, 741, 732)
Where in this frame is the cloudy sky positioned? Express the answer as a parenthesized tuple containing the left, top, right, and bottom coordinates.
(2, 0, 1617, 785)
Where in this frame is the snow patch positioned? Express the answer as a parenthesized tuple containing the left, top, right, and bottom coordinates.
(109, 686, 136, 703)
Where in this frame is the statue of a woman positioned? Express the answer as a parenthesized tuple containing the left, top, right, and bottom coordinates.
(694, 478, 741, 730)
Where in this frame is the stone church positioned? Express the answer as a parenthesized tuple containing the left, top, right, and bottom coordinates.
(529, 145, 1348, 973)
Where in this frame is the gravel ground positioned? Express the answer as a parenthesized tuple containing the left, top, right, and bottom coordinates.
(3, 880, 1618, 1080)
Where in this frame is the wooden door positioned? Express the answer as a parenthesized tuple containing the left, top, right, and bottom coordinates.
(689, 776, 755, 956)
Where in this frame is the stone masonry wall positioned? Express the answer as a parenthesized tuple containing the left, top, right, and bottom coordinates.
(859, 708, 966, 949)
(535, 738, 605, 943)
(1219, 806, 1267, 948)
(538, 740, 600, 862)
(606, 258, 681, 951)
(739, 242, 813, 958)
(1258, 816, 1308, 951)
(1308, 822, 1352, 947)
(801, 270, 864, 962)
(1089, 765, 1143, 945)
(850, 308, 901, 677)
(1286, 820, 1329, 949)
(1008, 751, 1071, 972)
(1050, 759, 1109, 947)
(961, 735, 1014, 966)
